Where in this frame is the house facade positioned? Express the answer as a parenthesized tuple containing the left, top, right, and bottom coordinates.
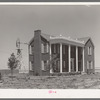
(29, 30, 95, 76)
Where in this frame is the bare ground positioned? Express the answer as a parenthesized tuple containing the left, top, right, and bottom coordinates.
(0, 73, 100, 89)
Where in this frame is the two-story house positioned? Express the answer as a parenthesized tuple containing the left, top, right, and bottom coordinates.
(28, 30, 95, 76)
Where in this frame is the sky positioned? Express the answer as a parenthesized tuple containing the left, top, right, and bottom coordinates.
(0, 5, 99, 70)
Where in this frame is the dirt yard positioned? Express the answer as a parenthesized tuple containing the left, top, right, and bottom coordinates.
(0, 73, 100, 89)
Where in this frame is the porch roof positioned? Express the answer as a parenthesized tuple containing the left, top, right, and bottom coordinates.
(49, 36, 85, 47)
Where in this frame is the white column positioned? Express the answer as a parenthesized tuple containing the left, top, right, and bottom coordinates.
(68, 45, 71, 72)
(83, 47, 85, 72)
(50, 43, 52, 73)
(60, 43, 62, 73)
(76, 46, 78, 72)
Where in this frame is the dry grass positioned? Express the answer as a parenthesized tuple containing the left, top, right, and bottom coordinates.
(0, 73, 100, 89)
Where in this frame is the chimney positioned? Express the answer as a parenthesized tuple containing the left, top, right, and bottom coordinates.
(34, 29, 42, 75)
(34, 30, 41, 36)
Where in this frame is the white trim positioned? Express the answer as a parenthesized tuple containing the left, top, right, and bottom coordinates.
(50, 36, 84, 44)
(60, 43, 62, 73)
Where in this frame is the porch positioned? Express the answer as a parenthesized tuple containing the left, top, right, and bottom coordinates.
(50, 43, 85, 73)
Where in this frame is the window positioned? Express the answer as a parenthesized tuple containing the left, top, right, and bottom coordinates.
(30, 61, 34, 70)
(41, 43, 49, 53)
(31, 46, 34, 54)
(41, 60, 47, 71)
(88, 47, 92, 55)
(41, 43, 44, 53)
(87, 61, 93, 69)
(44, 61, 47, 70)
(29, 45, 34, 54)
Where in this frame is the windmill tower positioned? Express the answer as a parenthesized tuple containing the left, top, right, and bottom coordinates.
(16, 38, 26, 73)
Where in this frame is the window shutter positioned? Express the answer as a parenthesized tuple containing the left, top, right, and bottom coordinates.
(30, 46, 32, 54)
(90, 47, 92, 55)
(91, 61, 93, 69)
(87, 61, 89, 69)
(46, 43, 49, 53)
(31, 46, 34, 54)
(41, 61, 44, 70)
(30, 61, 32, 70)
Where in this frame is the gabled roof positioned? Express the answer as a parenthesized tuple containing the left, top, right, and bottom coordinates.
(29, 33, 54, 45)
(78, 37, 90, 44)
(41, 33, 55, 41)
(29, 36, 34, 45)
(78, 37, 94, 47)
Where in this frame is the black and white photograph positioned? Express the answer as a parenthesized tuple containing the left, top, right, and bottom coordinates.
(0, 3, 99, 94)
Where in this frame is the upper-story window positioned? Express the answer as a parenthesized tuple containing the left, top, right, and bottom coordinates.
(29, 45, 34, 54)
(41, 43, 44, 53)
(41, 43, 49, 53)
(88, 46, 92, 55)
(53, 44, 60, 54)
